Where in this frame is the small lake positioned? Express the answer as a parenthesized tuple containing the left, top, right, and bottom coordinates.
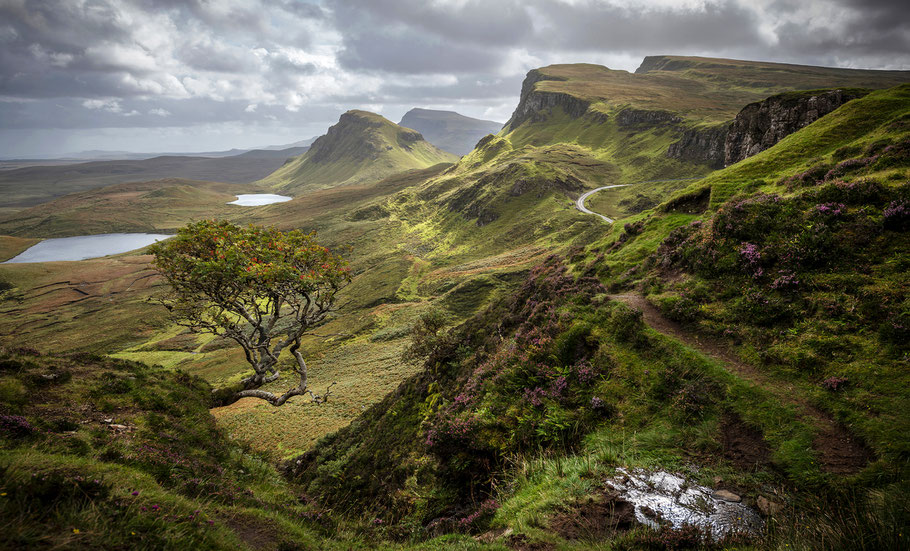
(3, 233, 172, 263)
(228, 194, 292, 206)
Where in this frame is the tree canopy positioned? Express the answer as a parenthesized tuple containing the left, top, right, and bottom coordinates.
(149, 220, 351, 406)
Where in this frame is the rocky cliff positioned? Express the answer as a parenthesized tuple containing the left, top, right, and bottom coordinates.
(723, 89, 869, 164)
(505, 70, 591, 130)
(666, 88, 868, 168)
(666, 124, 730, 169)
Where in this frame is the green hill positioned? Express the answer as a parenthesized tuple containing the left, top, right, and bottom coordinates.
(258, 110, 458, 195)
(289, 82, 910, 550)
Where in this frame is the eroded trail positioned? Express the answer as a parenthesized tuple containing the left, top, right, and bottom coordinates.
(608, 293, 871, 474)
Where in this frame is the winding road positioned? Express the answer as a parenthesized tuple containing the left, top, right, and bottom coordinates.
(576, 178, 704, 223)
(574, 184, 632, 223)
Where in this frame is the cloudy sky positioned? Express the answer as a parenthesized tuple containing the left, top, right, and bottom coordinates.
(1, 0, 908, 158)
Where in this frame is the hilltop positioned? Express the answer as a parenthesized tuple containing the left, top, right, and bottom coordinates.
(399, 108, 503, 156)
(258, 110, 458, 195)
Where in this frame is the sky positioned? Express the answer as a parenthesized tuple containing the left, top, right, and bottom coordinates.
(1, 0, 908, 158)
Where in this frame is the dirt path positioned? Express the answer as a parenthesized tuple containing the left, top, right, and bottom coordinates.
(608, 294, 871, 474)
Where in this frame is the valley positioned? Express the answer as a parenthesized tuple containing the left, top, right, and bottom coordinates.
(1, 55, 909, 550)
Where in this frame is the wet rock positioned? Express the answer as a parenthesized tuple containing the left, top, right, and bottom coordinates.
(712, 489, 741, 502)
(606, 468, 762, 539)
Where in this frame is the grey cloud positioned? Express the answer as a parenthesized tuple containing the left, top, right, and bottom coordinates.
(532, 1, 765, 52)
(277, 0, 325, 19)
(337, 28, 502, 74)
(331, 0, 533, 47)
(1, 0, 908, 156)
(0, 96, 340, 130)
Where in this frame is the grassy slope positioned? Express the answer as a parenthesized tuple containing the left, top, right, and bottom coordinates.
(0, 349, 341, 550)
(0, 235, 40, 262)
(429, 58, 910, 227)
(289, 84, 909, 550)
(610, 85, 910, 466)
(258, 110, 457, 196)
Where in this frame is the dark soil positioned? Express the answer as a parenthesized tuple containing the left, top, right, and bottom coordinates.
(223, 514, 280, 551)
(549, 491, 637, 541)
(812, 423, 874, 474)
(720, 412, 772, 470)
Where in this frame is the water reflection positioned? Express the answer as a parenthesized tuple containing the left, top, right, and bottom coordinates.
(3, 233, 172, 263)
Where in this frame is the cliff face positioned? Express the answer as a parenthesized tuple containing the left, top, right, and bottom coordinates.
(665, 89, 868, 168)
(505, 70, 591, 130)
(506, 67, 869, 172)
(723, 89, 868, 164)
(666, 124, 730, 169)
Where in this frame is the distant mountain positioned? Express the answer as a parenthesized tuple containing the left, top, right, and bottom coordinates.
(256, 137, 319, 151)
(234, 146, 309, 160)
(5, 140, 318, 163)
(259, 110, 458, 195)
(398, 108, 503, 155)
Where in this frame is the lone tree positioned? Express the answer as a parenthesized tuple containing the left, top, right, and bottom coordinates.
(149, 220, 351, 406)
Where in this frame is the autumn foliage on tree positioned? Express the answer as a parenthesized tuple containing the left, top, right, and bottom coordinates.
(149, 220, 351, 406)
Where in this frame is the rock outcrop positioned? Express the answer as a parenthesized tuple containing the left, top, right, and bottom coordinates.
(723, 89, 868, 164)
(665, 89, 868, 168)
(616, 108, 681, 127)
(666, 124, 730, 169)
(505, 70, 591, 130)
